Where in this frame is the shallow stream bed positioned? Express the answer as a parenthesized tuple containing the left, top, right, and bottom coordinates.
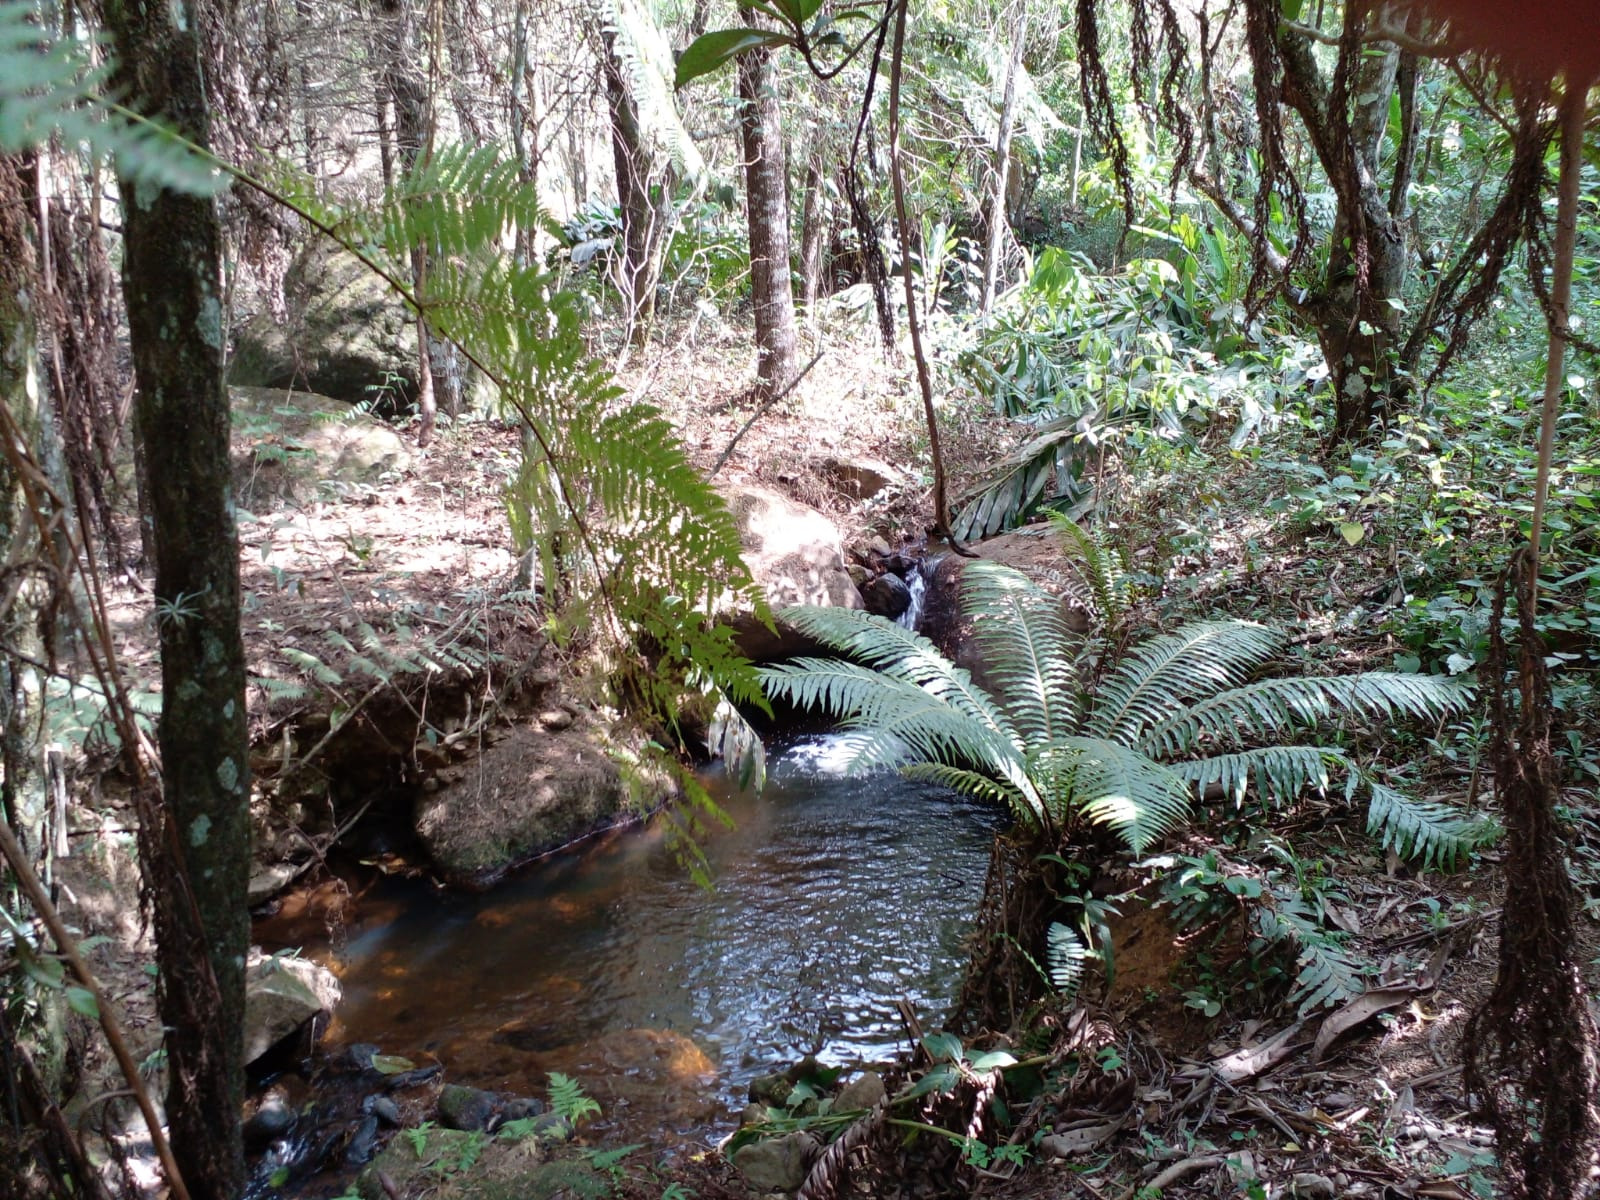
(263, 734, 1004, 1145)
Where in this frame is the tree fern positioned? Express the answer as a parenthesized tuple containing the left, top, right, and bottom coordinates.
(1365, 779, 1494, 872)
(1045, 511, 1131, 634)
(1045, 921, 1088, 1000)
(959, 561, 1082, 743)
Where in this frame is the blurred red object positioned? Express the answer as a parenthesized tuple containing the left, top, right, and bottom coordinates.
(1412, 0, 1600, 81)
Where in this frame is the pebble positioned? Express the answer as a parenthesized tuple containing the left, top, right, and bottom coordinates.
(1291, 1173, 1337, 1199)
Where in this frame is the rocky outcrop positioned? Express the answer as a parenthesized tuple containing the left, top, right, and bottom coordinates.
(414, 723, 671, 888)
(230, 246, 492, 411)
(722, 484, 864, 660)
(243, 948, 341, 1066)
(232, 386, 413, 505)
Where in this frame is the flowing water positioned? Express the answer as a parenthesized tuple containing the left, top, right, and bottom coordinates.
(266, 733, 1003, 1144)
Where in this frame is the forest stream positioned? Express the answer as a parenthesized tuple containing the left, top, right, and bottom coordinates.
(257, 731, 1003, 1149)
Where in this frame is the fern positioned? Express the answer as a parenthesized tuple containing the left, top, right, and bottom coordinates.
(0, 1, 223, 195)
(763, 560, 1482, 866)
(547, 1072, 601, 1125)
(1251, 888, 1365, 1015)
(259, 149, 767, 735)
(1045, 921, 1088, 999)
(1365, 778, 1494, 872)
(1045, 511, 1131, 633)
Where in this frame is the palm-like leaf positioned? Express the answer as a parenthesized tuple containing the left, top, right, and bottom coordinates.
(1170, 745, 1336, 809)
(1139, 672, 1469, 757)
(1088, 621, 1284, 745)
(958, 561, 1082, 743)
(1366, 779, 1493, 871)
(1031, 736, 1191, 854)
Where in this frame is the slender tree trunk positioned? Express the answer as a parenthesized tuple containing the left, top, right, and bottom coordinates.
(102, 2, 251, 1195)
(981, 6, 1027, 314)
(798, 149, 827, 317)
(737, 21, 799, 396)
(602, 32, 661, 343)
(377, 0, 440, 442)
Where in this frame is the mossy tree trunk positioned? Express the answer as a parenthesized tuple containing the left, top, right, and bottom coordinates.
(102, 2, 251, 1194)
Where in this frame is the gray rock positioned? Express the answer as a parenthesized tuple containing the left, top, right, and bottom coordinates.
(732, 1131, 818, 1192)
(1291, 1174, 1338, 1200)
(721, 484, 864, 661)
(414, 727, 656, 886)
(231, 386, 412, 506)
(536, 708, 575, 732)
(230, 247, 494, 412)
(367, 1095, 402, 1126)
(528, 1112, 572, 1141)
(861, 573, 911, 620)
(739, 1102, 769, 1127)
(344, 1114, 380, 1166)
(748, 1069, 791, 1105)
(243, 949, 340, 1066)
(436, 1083, 498, 1132)
(835, 1071, 887, 1112)
(500, 1096, 547, 1123)
(343, 1043, 381, 1071)
(866, 536, 893, 559)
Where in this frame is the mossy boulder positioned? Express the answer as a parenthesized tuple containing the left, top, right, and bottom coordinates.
(357, 1133, 608, 1200)
(414, 724, 672, 888)
(231, 386, 412, 505)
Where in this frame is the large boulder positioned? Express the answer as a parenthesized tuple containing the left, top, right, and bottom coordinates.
(243, 948, 341, 1066)
(415, 724, 669, 888)
(722, 484, 863, 660)
(231, 386, 413, 505)
(230, 246, 492, 412)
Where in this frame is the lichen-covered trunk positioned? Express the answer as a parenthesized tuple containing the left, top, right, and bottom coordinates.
(981, 8, 1027, 314)
(738, 33, 798, 396)
(798, 150, 827, 316)
(103, 2, 251, 1194)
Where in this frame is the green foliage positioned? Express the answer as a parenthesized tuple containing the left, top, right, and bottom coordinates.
(548, 1071, 601, 1126)
(0, 0, 223, 194)
(761, 546, 1482, 871)
(263, 145, 767, 735)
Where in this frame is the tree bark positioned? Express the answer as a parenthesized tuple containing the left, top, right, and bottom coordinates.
(376, 0, 441, 441)
(798, 149, 827, 316)
(981, 6, 1027, 314)
(1277, 22, 1412, 444)
(602, 32, 663, 343)
(102, 3, 251, 1195)
(738, 23, 799, 396)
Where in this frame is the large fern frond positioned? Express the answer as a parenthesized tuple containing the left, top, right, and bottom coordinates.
(1138, 671, 1469, 757)
(1031, 736, 1191, 853)
(1170, 745, 1337, 809)
(1365, 779, 1493, 871)
(1088, 620, 1284, 746)
(774, 606, 1018, 741)
(956, 562, 1082, 743)
(1045, 511, 1130, 632)
(900, 762, 1035, 816)
(1252, 891, 1365, 1014)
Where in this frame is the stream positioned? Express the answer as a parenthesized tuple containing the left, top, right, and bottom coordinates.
(265, 732, 1003, 1145)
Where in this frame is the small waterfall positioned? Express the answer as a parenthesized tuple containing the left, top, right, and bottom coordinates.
(896, 568, 927, 632)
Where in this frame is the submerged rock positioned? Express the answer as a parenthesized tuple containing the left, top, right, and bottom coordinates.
(732, 1131, 819, 1192)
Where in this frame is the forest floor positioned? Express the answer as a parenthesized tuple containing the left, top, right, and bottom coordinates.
(58, 315, 1600, 1200)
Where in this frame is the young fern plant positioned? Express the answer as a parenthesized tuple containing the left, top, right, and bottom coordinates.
(760, 559, 1486, 867)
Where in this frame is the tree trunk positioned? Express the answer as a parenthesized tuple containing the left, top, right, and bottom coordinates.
(738, 27, 798, 396)
(602, 32, 662, 343)
(798, 150, 826, 317)
(376, 0, 440, 442)
(981, 7, 1027, 314)
(1279, 26, 1412, 444)
(102, 3, 251, 1195)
